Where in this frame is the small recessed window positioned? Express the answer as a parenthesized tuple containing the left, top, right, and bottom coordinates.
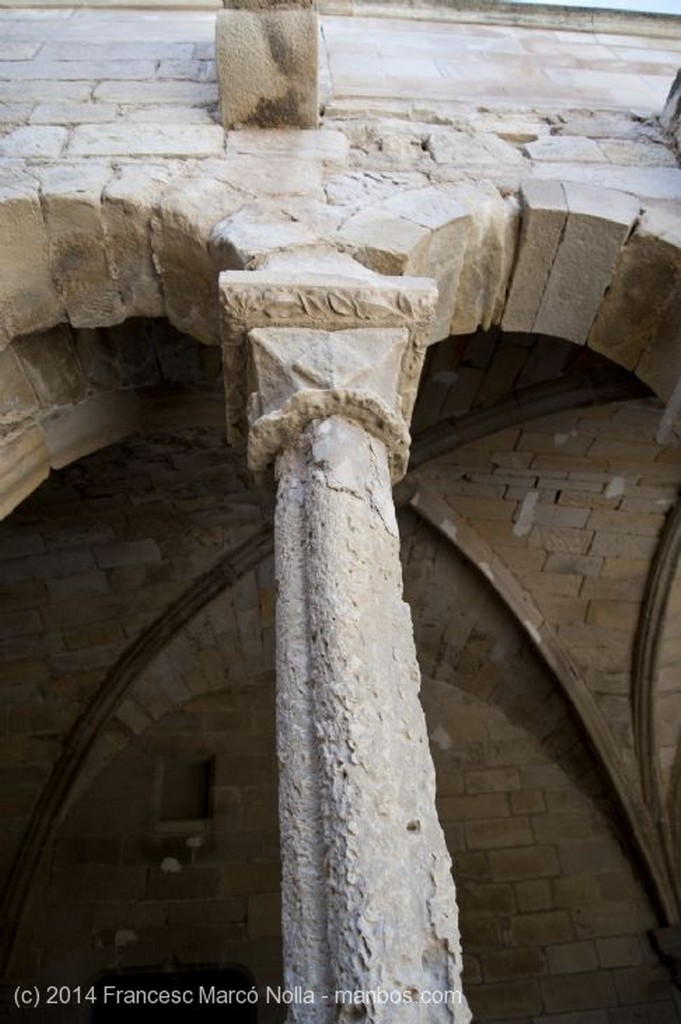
(152, 758, 213, 833)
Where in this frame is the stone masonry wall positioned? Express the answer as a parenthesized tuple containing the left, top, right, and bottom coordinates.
(1, 436, 677, 1022)
(416, 396, 681, 789)
(403, 511, 678, 1023)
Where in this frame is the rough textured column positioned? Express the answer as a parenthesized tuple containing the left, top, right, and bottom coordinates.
(215, 0, 318, 129)
(220, 274, 470, 1022)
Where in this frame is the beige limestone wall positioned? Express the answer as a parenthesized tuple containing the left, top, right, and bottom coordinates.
(17, 681, 283, 1024)
(403, 511, 679, 1022)
(1, 425, 677, 1020)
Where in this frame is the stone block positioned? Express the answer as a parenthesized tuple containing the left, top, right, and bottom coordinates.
(609, 1004, 679, 1024)
(502, 179, 567, 334)
(482, 946, 545, 982)
(216, 8, 318, 129)
(14, 325, 84, 409)
(68, 124, 224, 158)
(547, 940, 599, 975)
(0, 126, 68, 159)
(0, 426, 50, 521)
(39, 164, 125, 328)
(596, 934, 643, 968)
(510, 910, 574, 946)
(489, 845, 561, 881)
(336, 208, 430, 275)
(585, 509, 659, 540)
(0, 59, 155, 81)
(466, 767, 520, 794)
(229, 126, 348, 166)
(0, 184, 64, 342)
(450, 187, 518, 336)
(150, 174, 244, 345)
(524, 135, 606, 163)
(42, 393, 141, 470)
(533, 183, 639, 345)
(426, 129, 524, 169)
(437, 793, 510, 821)
(585, 600, 640, 631)
(94, 81, 216, 104)
(0, 608, 42, 640)
(63, 621, 123, 651)
(588, 208, 681, 384)
(459, 881, 516, 916)
(102, 164, 170, 320)
(0, 347, 38, 425)
(468, 978, 542, 1018)
(26, 547, 96, 581)
(30, 102, 119, 125)
(612, 963, 676, 1004)
(515, 879, 553, 912)
(511, 790, 546, 815)
(466, 817, 534, 850)
(590, 532, 657, 559)
(660, 69, 681, 134)
(540, 970, 617, 1012)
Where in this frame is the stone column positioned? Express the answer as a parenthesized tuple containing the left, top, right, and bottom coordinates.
(215, 0, 318, 129)
(220, 273, 470, 1023)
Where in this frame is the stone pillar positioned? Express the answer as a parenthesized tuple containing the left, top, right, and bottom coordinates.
(220, 273, 470, 1023)
(215, 0, 318, 129)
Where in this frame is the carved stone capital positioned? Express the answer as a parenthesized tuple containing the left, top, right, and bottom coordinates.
(219, 271, 439, 464)
(247, 326, 412, 478)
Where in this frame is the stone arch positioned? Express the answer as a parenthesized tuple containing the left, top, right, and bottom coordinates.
(0, 319, 227, 520)
(329, 182, 681, 427)
(2, 175, 681, 518)
(0, 523, 274, 977)
(400, 505, 677, 1018)
(401, 478, 680, 923)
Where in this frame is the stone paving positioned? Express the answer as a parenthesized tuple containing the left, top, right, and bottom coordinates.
(0, 7, 679, 208)
(0, 7, 679, 134)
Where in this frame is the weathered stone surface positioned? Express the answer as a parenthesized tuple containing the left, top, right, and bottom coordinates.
(39, 163, 125, 329)
(449, 184, 518, 336)
(210, 218, 321, 270)
(529, 162, 681, 203)
(30, 103, 119, 126)
(274, 415, 470, 1020)
(101, 163, 170, 321)
(533, 183, 640, 345)
(0, 184, 63, 344)
(588, 207, 681, 387)
(151, 175, 244, 344)
(524, 135, 605, 163)
(220, 271, 437, 442)
(0, 426, 50, 521)
(216, 8, 318, 129)
(0, 347, 38, 426)
(502, 179, 567, 334)
(661, 69, 681, 153)
(228, 127, 349, 168)
(426, 129, 524, 168)
(380, 186, 473, 341)
(41, 393, 142, 470)
(0, 126, 67, 158)
(337, 207, 431, 275)
(14, 326, 85, 409)
(248, 326, 411, 478)
(67, 124, 224, 158)
(217, 151, 325, 197)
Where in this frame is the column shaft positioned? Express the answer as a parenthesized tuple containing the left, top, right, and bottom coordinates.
(275, 415, 470, 1023)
